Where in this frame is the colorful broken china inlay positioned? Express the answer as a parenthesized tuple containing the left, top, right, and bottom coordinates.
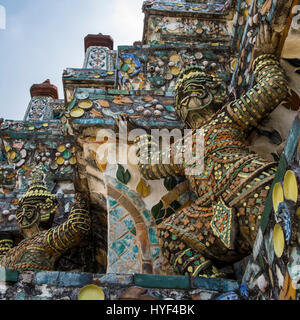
(0, 121, 76, 187)
(25, 97, 52, 121)
(283, 170, 298, 203)
(0, 0, 299, 302)
(0, 120, 62, 134)
(145, 16, 232, 44)
(106, 175, 163, 274)
(273, 224, 285, 258)
(117, 44, 233, 93)
(230, 0, 290, 96)
(84, 46, 116, 70)
(143, 0, 234, 15)
(67, 89, 183, 128)
(63, 68, 116, 82)
(272, 183, 284, 213)
(242, 118, 300, 300)
(78, 285, 105, 300)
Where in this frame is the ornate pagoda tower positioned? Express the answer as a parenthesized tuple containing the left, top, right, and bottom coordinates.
(0, 0, 299, 300)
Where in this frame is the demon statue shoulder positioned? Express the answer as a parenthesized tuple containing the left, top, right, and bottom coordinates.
(135, 24, 289, 277)
(0, 165, 91, 271)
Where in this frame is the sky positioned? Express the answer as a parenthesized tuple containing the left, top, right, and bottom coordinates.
(0, 0, 144, 120)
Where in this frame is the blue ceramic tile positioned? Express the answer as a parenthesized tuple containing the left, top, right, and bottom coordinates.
(142, 210, 152, 223)
(122, 216, 135, 232)
(108, 197, 118, 208)
(191, 277, 239, 292)
(111, 241, 126, 256)
(110, 206, 125, 220)
(240, 284, 248, 298)
(15, 292, 26, 300)
(34, 271, 92, 287)
(127, 191, 145, 209)
(113, 179, 129, 192)
(148, 228, 159, 245)
(0, 268, 18, 282)
(216, 292, 239, 300)
(94, 274, 133, 287)
(132, 245, 139, 254)
(108, 249, 119, 265)
(121, 233, 135, 248)
(113, 221, 130, 238)
(151, 247, 161, 259)
(134, 274, 190, 289)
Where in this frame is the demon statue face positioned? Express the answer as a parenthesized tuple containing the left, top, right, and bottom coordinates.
(174, 64, 227, 129)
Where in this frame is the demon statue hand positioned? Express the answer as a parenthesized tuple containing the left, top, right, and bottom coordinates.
(0, 166, 91, 271)
(135, 23, 289, 277)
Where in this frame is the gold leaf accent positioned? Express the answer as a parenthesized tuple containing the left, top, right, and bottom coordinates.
(136, 179, 151, 198)
(161, 181, 189, 209)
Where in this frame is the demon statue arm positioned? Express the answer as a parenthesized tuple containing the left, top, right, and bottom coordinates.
(135, 134, 184, 180)
(44, 193, 91, 257)
(226, 25, 288, 131)
(0, 233, 14, 265)
(226, 56, 288, 131)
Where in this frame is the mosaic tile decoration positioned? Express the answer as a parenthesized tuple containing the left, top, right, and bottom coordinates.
(83, 46, 116, 70)
(142, 0, 235, 18)
(230, 0, 296, 97)
(24, 97, 54, 122)
(117, 43, 235, 94)
(105, 176, 161, 274)
(242, 115, 300, 300)
(64, 87, 184, 129)
(0, 120, 76, 192)
(143, 15, 233, 44)
(63, 68, 116, 83)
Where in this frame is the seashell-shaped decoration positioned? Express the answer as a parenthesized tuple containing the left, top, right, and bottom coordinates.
(136, 106, 145, 113)
(154, 110, 162, 117)
(195, 52, 203, 60)
(253, 13, 259, 24)
(143, 110, 152, 117)
(8, 214, 16, 222)
(15, 159, 25, 168)
(155, 104, 164, 111)
(248, 16, 253, 27)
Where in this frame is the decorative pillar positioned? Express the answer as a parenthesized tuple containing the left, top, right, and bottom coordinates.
(83, 33, 115, 70)
(24, 79, 59, 121)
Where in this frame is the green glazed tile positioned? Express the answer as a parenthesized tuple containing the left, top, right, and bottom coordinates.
(0, 268, 18, 283)
(111, 241, 126, 256)
(191, 277, 239, 292)
(148, 228, 159, 245)
(134, 274, 190, 289)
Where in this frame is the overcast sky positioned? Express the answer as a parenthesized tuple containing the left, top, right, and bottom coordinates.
(0, 0, 144, 120)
